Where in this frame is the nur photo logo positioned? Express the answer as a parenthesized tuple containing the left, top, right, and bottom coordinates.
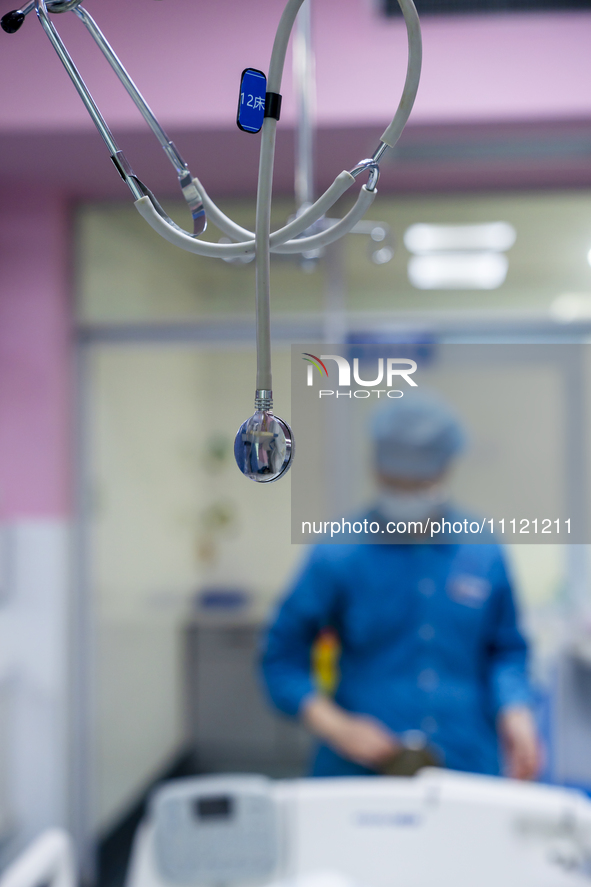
(302, 352, 418, 398)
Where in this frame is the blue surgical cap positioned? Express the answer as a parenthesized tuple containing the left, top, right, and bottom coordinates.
(371, 393, 466, 480)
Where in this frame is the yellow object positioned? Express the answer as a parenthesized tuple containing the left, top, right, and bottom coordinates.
(312, 628, 341, 695)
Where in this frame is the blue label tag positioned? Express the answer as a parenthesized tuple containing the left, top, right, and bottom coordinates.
(237, 68, 267, 133)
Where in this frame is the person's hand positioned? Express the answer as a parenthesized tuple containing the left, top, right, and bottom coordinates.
(498, 705, 541, 781)
(327, 714, 400, 767)
(302, 695, 400, 768)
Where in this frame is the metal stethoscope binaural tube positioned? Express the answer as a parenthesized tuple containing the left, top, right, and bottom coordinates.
(2, 0, 422, 482)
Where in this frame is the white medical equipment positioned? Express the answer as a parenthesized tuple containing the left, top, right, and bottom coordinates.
(1, 0, 422, 482)
(126, 770, 591, 887)
(0, 830, 75, 887)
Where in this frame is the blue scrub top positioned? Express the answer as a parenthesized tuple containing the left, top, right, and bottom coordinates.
(260, 521, 532, 777)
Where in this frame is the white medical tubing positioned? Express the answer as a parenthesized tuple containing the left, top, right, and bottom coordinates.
(193, 171, 355, 247)
(379, 0, 422, 148)
(134, 0, 421, 254)
(268, 0, 307, 92)
(134, 171, 359, 259)
(32, 0, 421, 256)
(254, 0, 306, 390)
(193, 179, 254, 242)
(134, 197, 253, 256)
(18, 0, 423, 481)
(294, 1, 316, 210)
(189, 0, 421, 254)
(269, 171, 354, 246)
(135, 0, 360, 258)
(272, 185, 376, 254)
(255, 121, 275, 389)
(134, 0, 421, 399)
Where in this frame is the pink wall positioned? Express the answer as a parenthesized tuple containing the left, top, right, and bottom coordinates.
(0, 190, 70, 517)
(0, 0, 591, 516)
(1, 1, 590, 200)
(1, 2, 591, 131)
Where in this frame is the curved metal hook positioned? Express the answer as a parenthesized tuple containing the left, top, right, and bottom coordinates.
(349, 158, 380, 192)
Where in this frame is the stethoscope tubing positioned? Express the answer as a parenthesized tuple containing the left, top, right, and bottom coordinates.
(30, 0, 421, 257)
(27, 0, 421, 449)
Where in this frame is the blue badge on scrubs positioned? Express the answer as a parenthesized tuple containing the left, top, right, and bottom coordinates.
(237, 68, 267, 133)
(447, 574, 492, 608)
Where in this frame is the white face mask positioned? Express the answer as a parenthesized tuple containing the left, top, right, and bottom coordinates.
(377, 484, 448, 524)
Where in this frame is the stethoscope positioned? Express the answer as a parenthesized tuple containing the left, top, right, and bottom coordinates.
(2, 0, 422, 483)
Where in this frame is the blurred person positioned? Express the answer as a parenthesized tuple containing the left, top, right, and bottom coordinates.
(261, 394, 541, 780)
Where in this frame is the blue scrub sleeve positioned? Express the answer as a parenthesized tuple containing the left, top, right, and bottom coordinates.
(260, 548, 341, 717)
(487, 554, 533, 714)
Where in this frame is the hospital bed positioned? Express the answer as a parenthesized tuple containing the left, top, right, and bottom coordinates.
(126, 769, 591, 887)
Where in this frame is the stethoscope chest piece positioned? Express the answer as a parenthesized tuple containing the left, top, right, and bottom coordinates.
(234, 400, 294, 483)
(4, 0, 421, 484)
